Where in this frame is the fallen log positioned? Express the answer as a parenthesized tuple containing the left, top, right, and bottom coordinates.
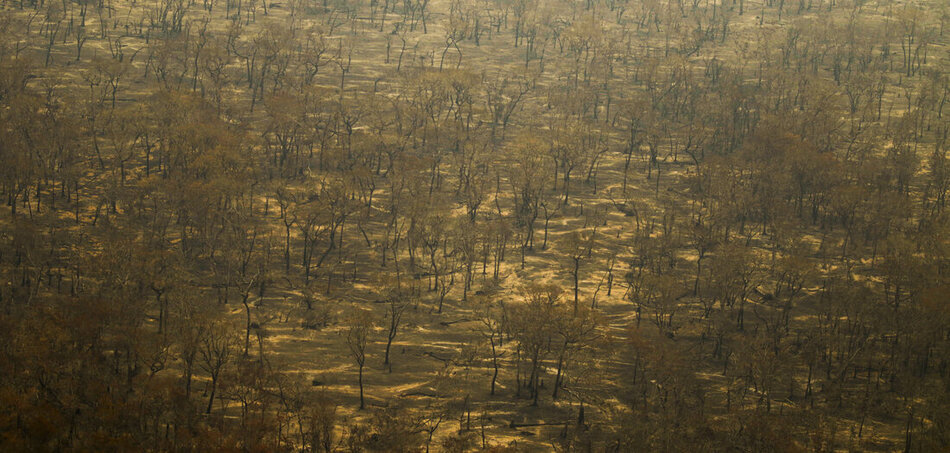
(424, 351, 452, 363)
(400, 391, 442, 398)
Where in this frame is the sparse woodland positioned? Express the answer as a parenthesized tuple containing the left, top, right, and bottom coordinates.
(1, 0, 949, 450)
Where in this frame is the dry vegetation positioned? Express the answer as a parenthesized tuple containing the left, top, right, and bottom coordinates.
(1, 0, 949, 450)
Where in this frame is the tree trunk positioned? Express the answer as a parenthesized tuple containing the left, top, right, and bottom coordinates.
(206, 376, 218, 414)
(358, 363, 365, 410)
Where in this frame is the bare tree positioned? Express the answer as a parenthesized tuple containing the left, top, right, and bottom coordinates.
(346, 309, 374, 410)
